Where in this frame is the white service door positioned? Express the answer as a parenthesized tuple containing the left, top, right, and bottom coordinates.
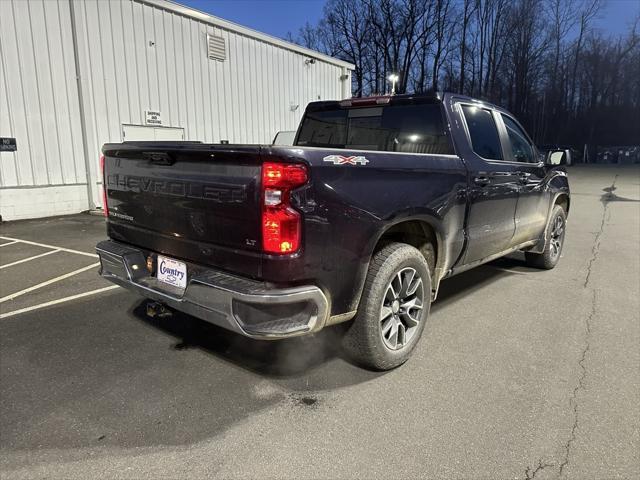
(154, 127, 185, 141)
(122, 125, 185, 141)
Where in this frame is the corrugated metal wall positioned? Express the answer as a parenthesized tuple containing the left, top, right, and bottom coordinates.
(0, 0, 352, 220)
(0, 0, 87, 189)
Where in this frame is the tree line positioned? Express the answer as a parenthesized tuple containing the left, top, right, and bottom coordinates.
(288, 0, 640, 150)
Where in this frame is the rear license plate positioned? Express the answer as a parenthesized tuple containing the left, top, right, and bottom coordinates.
(157, 255, 187, 289)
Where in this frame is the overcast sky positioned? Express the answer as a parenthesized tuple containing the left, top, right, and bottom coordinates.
(181, 0, 640, 41)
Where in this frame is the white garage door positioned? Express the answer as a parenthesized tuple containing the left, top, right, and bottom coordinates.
(122, 124, 185, 141)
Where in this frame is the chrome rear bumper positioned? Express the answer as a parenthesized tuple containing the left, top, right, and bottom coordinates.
(96, 240, 329, 339)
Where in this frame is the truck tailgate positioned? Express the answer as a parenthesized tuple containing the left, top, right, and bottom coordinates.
(102, 144, 263, 276)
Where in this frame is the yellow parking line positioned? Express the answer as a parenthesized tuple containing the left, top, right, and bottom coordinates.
(0, 285, 120, 319)
(0, 263, 100, 303)
(0, 249, 61, 270)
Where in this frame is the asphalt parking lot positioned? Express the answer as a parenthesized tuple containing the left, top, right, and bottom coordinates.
(1, 166, 638, 479)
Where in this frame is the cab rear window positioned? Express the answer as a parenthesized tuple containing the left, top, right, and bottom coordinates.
(296, 103, 454, 155)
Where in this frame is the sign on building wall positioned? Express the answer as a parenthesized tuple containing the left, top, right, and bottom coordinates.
(145, 110, 162, 126)
(0, 138, 17, 152)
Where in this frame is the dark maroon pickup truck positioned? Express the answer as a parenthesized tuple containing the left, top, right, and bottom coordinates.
(96, 92, 570, 370)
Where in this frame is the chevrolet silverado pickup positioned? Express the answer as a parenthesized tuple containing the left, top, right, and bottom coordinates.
(96, 92, 570, 370)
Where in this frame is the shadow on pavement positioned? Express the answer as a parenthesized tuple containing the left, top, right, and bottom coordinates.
(0, 252, 524, 452)
(134, 301, 352, 376)
(432, 254, 524, 312)
(601, 183, 640, 204)
(133, 254, 525, 385)
(1, 293, 369, 451)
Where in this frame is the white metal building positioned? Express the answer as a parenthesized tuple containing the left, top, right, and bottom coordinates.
(0, 0, 353, 221)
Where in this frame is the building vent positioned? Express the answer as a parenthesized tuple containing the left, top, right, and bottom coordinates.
(207, 34, 226, 61)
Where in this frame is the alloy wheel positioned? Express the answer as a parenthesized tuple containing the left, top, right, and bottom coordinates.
(380, 267, 425, 350)
(550, 214, 565, 259)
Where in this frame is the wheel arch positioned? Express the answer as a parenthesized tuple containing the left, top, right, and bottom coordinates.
(529, 191, 571, 254)
(554, 193, 570, 214)
(370, 218, 446, 298)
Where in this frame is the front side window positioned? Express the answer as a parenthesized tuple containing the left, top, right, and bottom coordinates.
(502, 114, 535, 163)
(461, 105, 503, 160)
(296, 103, 453, 154)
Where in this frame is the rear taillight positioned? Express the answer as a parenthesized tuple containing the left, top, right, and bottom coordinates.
(261, 162, 308, 254)
(100, 155, 108, 217)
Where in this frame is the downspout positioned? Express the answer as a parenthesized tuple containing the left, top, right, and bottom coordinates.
(68, 0, 96, 211)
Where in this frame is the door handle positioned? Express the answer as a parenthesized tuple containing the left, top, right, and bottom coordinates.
(473, 176, 490, 186)
(518, 172, 531, 183)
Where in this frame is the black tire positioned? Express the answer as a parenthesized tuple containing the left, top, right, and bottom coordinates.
(342, 242, 432, 370)
(525, 205, 567, 269)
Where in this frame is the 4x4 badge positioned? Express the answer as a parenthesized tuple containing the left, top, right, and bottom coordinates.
(323, 155, 369, 166)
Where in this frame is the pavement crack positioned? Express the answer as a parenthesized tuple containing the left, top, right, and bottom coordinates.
(529, 174, 614, 479)
(524, 459, 555, 479)
(559, 280, 597, 477)
(584, 175, 618, 288)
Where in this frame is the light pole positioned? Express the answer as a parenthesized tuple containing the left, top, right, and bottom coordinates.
(388, 74, 399, 95)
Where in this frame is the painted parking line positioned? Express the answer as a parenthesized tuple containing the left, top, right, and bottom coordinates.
(0, 249, 61, 270)
(0, 236, 98, 258)
(0, 285, 120, 319)
(0, 263, 100, 303)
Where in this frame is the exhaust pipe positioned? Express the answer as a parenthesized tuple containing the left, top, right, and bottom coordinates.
(146, 301, 172, 318)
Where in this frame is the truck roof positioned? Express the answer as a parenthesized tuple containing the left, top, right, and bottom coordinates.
(306, 92, 440, 111)
(306, 92, 506, 113)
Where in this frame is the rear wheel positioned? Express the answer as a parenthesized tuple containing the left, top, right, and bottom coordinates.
(342, 242, 432, 370)
(525, 205, 567, 269)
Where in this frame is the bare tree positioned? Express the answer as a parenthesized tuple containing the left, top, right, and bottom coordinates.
(568, 0, 600, 112)
(286, 0, 639, 148)
(458, 0, 477, 93)
(431, 0, 454, 91)
(323, 1, 371, 96)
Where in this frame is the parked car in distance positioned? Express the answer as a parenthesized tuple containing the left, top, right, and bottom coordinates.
(96, 92, 570, 370)
(271, 130, 296, 146)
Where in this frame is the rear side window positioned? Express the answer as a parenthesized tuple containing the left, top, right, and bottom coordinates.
(461, 105, 503, 160)
(296, 103, 453, 154)
(501, 114, 536, 163)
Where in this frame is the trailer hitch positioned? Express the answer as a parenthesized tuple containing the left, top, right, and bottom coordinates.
(146, 301, 173, 318)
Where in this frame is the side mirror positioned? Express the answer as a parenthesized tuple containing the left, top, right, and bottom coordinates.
(546, 149, 569, 166)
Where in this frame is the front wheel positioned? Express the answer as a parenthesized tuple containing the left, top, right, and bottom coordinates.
(525, 205, 567, 269)
(342, 242, 432, 370)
